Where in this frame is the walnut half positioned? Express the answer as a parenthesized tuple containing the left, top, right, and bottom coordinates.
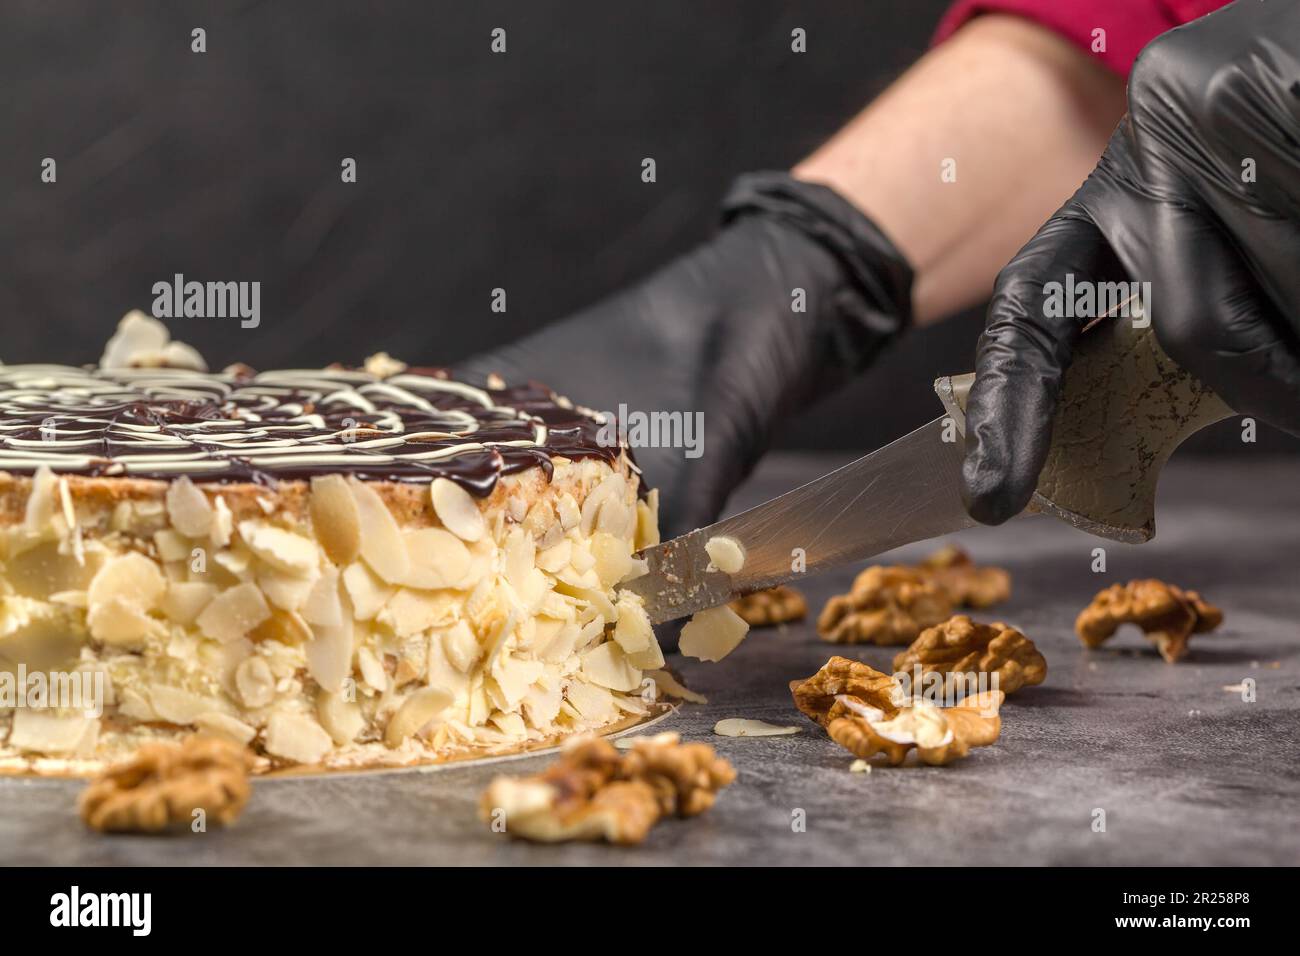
(791, 656, 1003, 766)
(893, 615, 1047, 695)
(79, 735, 253, 833)
(914, 545, 1011, 609)
(817, 567, 952, 645)
(790, 656, 904, 727)
(816, 546, 1009, 646)
(730, 585, 807, 627)
(827, 692, 1004, 766)
(1076, 579, 1223, 663)
(479, 732, 735, 844)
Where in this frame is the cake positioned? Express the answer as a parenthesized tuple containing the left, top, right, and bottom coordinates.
(0, 315, 664, 774)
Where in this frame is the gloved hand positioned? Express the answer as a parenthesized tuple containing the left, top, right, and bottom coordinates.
(961, 0, 1300, 526)
(457, 172, 913, 538)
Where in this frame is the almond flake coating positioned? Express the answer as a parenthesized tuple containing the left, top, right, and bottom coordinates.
(645, 668, 708, 704)
(704, 535, 745, 574)
(679, 604, 750, 662)
(713, 718, 800, 737)
(0, 341, 661, 774)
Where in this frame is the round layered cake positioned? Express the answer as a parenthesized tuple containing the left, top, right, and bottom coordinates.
(0, 317, 663, 773)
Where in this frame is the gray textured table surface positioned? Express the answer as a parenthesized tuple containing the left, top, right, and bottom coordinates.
(3, 454, 1297, 867)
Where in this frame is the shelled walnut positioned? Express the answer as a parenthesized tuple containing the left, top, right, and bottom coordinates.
(817, 567, 952, 644)
(790, 656, 904, 727)
(893, 615, 1046, 695)
(827, 692, 1004, 766)
(915, 545, 1010, 608)
(1076, 579, 1223, 663)
(619, 732, 736, 817)
(79, 735, 253, 833)
(730, 585, 807, 627)
(479, 732, 735, 844)
(790, 656, 1003, 766)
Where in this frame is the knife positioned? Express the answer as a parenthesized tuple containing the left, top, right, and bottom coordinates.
(622, 313, 1234, 625)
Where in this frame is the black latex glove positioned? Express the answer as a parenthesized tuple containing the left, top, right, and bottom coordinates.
(962, 0, 1300, 526)
(457, 172, 913, 538)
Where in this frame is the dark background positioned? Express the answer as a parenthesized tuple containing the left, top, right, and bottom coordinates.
(1, 0, 1288, 453)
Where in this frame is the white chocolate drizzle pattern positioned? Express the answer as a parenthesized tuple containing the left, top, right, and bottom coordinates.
(0, 364, 618, 494)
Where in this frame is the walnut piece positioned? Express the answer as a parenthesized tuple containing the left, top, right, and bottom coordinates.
(79, 735, 253, 833)
(816, 546, 1010, 645)
(827, 692, 1004, 766)
(892, 615, 1047, 695)
(791, 656, 1003, 766)
(1076, 579, 1223, 663)
(479, 732, 735, 844)
(618, 732, 736, 817)
(817, 567, 952, 645)
(730, 585, 807, 627)
(790, 656, 903, 727)
(915, 545, 1010, 609)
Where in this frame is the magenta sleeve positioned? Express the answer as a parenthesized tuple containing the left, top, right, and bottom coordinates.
(932, 0, 1231, 77)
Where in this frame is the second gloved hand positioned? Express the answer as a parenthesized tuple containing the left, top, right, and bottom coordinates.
(961, 0, 1300, 526)
(457, 172, 913, 537)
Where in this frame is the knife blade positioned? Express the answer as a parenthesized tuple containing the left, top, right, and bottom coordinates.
(623, 295, 1235, 625)
(622, 416, 981, 625)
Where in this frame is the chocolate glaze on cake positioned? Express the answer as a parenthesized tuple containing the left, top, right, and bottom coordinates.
(0, 365, 624, 496)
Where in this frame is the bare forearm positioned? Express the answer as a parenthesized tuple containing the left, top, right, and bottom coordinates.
(793, 15, 1126, 325)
